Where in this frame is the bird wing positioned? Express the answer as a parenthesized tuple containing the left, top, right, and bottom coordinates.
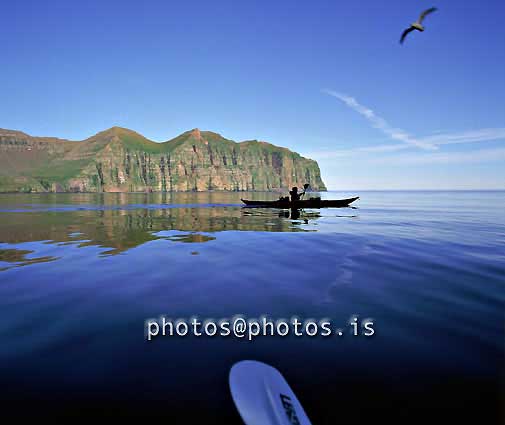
(419, 7, 437, 24)
(400, 27, 415, 44)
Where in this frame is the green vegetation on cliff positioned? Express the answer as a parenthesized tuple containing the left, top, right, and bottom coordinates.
(0, 127, 326, 193)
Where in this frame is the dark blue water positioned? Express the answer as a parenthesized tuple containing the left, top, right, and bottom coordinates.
(0, 191, 503, 423)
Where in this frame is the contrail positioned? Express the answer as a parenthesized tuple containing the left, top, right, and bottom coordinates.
(322, 89, 437, 150)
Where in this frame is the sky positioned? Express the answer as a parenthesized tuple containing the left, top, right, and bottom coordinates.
(1, 0, 504, 189)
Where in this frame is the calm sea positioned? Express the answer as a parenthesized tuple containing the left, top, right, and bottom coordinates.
(0, 191, 503, 424)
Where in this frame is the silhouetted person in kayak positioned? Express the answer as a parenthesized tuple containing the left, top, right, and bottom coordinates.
(289, 187, 301, 202)
(289, 184, 310, 202)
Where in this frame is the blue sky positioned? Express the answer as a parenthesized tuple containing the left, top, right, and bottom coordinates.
(1, 0, 504, 189)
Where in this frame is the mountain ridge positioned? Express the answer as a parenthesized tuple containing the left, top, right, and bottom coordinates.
(0, 127, 326, 193)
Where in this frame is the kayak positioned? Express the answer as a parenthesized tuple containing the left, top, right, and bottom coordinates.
(241, 196, 359, 208)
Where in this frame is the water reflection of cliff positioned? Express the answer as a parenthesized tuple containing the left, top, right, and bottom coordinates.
(0, 205, 319, 258)
(0, 193, 323, 269)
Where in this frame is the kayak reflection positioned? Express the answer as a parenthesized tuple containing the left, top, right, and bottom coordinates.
(277, 208, 322, 224)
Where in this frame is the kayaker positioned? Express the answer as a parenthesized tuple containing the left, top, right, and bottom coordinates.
(289, 187, 301, 202)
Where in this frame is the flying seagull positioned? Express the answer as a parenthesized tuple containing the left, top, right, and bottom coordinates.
(400, 7, 438, 44)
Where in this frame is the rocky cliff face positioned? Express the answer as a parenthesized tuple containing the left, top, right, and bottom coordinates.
(0, 127, 326, 192)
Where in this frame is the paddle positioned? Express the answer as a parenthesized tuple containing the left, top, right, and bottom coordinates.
(300, 183, 310, 200)
(229, 360, 313, 425)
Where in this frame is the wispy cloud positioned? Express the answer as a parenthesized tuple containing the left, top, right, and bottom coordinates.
(419, 128, 505, 146)
(322, 89, 437, 150)
(370, 147, 505, 166)
(314, 89, 505, 163)
(307, 128, 505, 159)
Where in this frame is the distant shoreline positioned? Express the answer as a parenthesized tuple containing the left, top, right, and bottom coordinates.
(0, 189, 503, 195)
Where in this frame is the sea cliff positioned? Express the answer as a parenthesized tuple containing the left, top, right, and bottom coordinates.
(0, 127, 326, 192)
